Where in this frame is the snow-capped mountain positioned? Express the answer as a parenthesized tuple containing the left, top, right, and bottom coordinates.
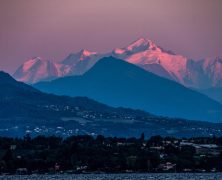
(111, 38, 190, 86)
(13, 38, 222, 91)
(62, 49, 97, 65)
(13, 57, 65, 83)
(61, 49, 103, 76)
(111, 38, 222, 89)
(13, 50, 103, 84)
(197, 57, 222, 88)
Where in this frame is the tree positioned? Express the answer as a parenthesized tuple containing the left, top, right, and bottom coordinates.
(140, 133, 145, 141)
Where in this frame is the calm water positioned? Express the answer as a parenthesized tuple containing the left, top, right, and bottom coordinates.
(0, 173, 222, 180)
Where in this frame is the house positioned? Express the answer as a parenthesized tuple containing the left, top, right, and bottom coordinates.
(158, 162, 176, 171)
(16, 168, 28, 175)
(10, 145, 16, 150)
(150, 146, 164, 150)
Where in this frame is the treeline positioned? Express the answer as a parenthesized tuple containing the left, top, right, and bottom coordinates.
(0, 134, 222, 174)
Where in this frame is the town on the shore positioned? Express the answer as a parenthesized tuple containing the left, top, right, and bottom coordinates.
(0, 134, 222, 175)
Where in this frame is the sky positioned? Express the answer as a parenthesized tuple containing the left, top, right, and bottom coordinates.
(0, 0, 222, 74)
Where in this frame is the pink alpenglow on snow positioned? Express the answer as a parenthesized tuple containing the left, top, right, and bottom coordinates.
(13, 57, 65, 83)
(13, 38, 222, 90)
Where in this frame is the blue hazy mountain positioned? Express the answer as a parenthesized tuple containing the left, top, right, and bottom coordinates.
(1, 70, 222, 137)
(34, 57, 222, 122)
(0, 70, 151, 137)
(199, 87, 222, 104)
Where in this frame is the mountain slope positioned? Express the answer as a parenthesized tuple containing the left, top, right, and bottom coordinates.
(34, 57, 222, 122)
(61, 49, 103, 76)
(0, 71, 154, 136)
(13, 57, 66, 84)
(1, 70, 145, 117)
(2, 71, 222, 137)
(199, 87, 222, 104)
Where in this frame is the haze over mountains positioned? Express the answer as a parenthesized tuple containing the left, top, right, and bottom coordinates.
(35, 57, 222, 123)
(13, 38, 222, 90)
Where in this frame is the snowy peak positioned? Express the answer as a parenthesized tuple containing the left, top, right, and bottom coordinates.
(13, 57, 64, 84)
(60, 49, 103, 76)
(126, 38, 160, 52)
(80, 49, 97, 57)
(113, 38, 161, 56)
(77, 49, 98, 62)
(13, 49, 101, 84)
(21, 57, 45, 71)
(62, 49, 98, 65)
(111, 38, 188, 85)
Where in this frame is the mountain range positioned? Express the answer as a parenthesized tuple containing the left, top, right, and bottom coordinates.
(13, 50, 103, 83)
(112, 39, 222, 90)
(1, 71, 222, 138)
(13, 38, 222, 103)
(34, 57, 222, 123)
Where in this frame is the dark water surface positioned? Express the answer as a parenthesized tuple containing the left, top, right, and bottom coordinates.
(0, 173, 221, 180)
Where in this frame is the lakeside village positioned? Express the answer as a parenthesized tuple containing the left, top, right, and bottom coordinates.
(0, 134, 222, 175)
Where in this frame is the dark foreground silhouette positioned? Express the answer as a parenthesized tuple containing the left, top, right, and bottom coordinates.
(0, 134, 222, 174)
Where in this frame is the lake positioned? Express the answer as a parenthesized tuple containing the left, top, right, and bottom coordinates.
(0, 173, 222, 180)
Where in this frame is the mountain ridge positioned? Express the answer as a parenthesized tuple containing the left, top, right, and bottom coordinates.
(3, 70, 222, 137)
(34, 57, 222, 123)
(13, 38, 222, 103)
(12, 38, 222, 88)
(2, 70, 222, 138)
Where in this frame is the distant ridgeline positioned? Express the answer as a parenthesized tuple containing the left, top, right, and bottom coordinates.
(0, 134, 222, 174)
(0, 71, 222, 138)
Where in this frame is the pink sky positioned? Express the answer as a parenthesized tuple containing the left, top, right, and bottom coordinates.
(0, 0, 222, 73)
